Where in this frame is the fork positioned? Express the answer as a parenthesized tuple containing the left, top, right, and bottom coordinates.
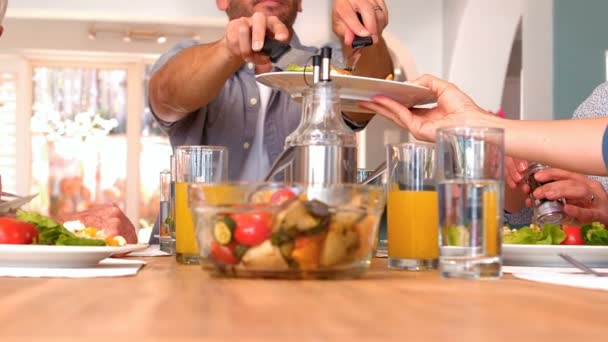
(558, 253, 606, 277)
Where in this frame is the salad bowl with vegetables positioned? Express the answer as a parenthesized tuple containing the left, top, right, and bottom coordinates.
(188, 182, 385, 279)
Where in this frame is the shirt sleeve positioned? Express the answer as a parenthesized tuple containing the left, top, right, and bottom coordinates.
(147, 39, 203, 131)
(504, 207, 534, 228)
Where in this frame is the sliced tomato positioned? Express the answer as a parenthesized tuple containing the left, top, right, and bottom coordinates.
(0, 217, 38, 244)
(269, 188, 297, 205)
(210, 241, 238, 264)
(561, 225, 584, 245)
(232, 212, 271, 246)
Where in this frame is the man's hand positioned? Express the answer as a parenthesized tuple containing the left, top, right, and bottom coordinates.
(58, 204, 138, 244)
(222, 12, 290, 72)
(530, 168, 608, 225)
(332, 0, 388, 45)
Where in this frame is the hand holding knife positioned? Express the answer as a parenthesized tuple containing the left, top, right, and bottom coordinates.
(345, 12, 374, 72)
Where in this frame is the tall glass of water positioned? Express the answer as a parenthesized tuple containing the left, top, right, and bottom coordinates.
(436, 127, 504, 279)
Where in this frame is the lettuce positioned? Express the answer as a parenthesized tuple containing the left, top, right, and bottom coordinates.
(16, 210, 106, 246)
(581, 222, 608, 245)
(503, 224, 565, 245)
(284, 64, 313, 72)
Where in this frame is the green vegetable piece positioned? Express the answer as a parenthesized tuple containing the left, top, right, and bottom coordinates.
(56, 235, 106, 246)
(163, 216, 174, 229)
(284, 64, 313, 72)
(234, 244, 249, 259)
(581, 222, 608, 245)
(213, 218, 233, 245)
(16, 209, 107, 246)
(539, 224, 566, 245)
(446, 225, 469, 246)
(503, 223, 565, 245)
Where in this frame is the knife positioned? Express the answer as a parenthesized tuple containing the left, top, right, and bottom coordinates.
(260, 36, 316, 70)
(345, 12, 374, 72)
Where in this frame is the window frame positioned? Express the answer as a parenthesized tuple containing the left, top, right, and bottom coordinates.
(17, 52, 158, 228)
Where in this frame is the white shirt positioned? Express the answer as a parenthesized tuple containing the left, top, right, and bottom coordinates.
(239, 82, 272, 180)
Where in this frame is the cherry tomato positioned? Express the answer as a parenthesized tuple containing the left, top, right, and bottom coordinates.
(232, 212, 271, 246)
(0, 217, 38, 244)
(210, 241, 238, 264)
(269, 188, 296, 205)
(561, 225, 584, 245)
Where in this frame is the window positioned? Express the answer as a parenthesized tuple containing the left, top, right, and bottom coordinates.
(30, 66, 129, 217)
(0, 72, 17, 194)
(3, 57, 170, 231)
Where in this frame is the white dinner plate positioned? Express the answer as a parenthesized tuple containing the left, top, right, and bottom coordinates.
(0, 244, 149, 268)
(255, 71, 436, 113)
(502, 244, 608, 268)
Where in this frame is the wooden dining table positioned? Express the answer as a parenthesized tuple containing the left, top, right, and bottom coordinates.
(0, 256, 606, 341)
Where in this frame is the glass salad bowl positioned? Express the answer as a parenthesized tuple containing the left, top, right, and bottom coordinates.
(187, 182, 385, 279)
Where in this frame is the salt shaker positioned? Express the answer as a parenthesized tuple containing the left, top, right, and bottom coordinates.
(523, 163, 567, 224)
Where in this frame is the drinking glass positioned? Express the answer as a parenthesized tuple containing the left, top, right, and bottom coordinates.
(386, 142, 438, 270)
(358, 168, 388, 257)
(175, 145, 228, 264)
(436, 127, 504, 279)
(159, 169, 175, 254)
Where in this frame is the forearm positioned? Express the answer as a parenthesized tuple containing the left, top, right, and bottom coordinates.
(149, 39, 243, 122)
(503, 118, 607, 176)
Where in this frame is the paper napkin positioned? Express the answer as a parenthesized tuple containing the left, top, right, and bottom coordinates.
(0, 258, 145, 278)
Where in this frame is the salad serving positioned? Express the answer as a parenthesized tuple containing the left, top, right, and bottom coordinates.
(503, 222, 608, 246)
(0, 210, 127, 247)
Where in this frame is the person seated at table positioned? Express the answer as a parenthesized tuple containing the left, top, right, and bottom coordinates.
(358, 74, 608, 225)
(503, 82, 608, 227)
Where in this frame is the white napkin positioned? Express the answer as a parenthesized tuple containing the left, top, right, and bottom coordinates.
(127, 244, 172, 257)
(505, 266, 608, 291)
(0, 258, 145, 278)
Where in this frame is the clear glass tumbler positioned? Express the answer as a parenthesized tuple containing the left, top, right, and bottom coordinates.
(436, 127, 504, 279)
(174, 145, 228, 264)
(386, 142, 438, 271)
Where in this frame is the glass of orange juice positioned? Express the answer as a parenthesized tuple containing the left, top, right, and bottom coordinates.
(436, 127, 504, 280)
(175, 145, 228, 264)
(386, 142, 438, 271)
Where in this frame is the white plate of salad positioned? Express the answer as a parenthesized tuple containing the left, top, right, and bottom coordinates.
(255, 70, 436, 113)
(502, 223, 608, 268)
(0, 210, 147, 268)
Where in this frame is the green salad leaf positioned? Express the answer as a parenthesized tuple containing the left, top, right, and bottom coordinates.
(581, 222, 608, 245)
(446, 225, 469, 246)
(503, 223, 565, 245)
(284, 64, 313, 72)
(16, 210, 106, 246)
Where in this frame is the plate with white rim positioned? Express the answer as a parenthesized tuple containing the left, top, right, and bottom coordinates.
(255, 71, 436, 113)
(502, 244, 608, 268)
(0, 244, 149, 268)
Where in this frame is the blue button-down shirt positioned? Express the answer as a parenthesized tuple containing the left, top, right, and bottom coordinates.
(149, 35, 328, 180)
